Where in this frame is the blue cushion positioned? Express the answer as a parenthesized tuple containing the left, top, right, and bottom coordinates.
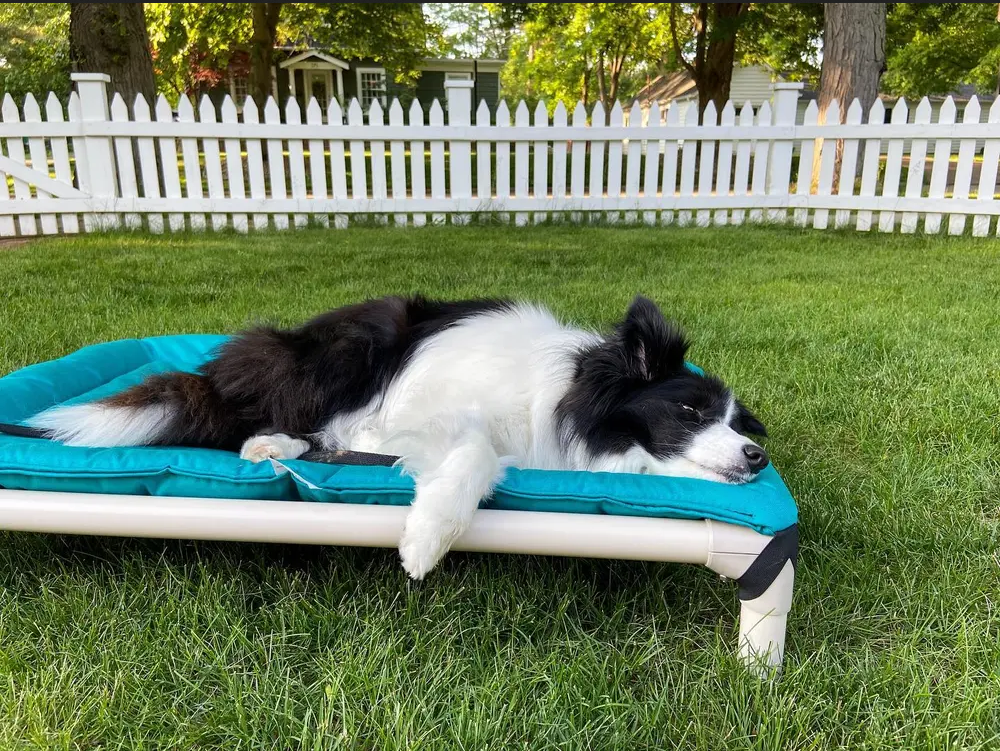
(0, 336, 798, 535)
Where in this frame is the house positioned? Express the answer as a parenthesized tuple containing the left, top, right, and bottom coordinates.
(636, 64, 811, 123)
(219, 49, 504, 120)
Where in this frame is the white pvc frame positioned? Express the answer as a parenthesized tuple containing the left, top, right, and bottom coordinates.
(0, 488, 794, 673)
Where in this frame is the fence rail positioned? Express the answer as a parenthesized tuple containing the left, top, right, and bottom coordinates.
(1, 74, 998, 238)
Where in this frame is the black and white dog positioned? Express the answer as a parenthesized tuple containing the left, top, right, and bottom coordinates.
(30, 295, 768, 579)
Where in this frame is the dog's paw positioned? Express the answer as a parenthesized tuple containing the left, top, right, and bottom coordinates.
(239, 434, 310, 463)
(398, 512, 461, 580)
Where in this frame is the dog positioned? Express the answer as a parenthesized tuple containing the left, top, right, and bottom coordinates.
(29, 295, 768, 579)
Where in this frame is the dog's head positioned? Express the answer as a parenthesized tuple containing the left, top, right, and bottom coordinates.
(558, 296, 768, 483)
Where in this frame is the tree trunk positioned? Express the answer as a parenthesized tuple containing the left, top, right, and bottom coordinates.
(817, 3, 886, 182)
(69, 3, 155, 107)
(695, 4, 744, 118)
(250, 3, 282, 108)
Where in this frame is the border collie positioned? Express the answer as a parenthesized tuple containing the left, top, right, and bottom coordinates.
(29, 295, 768, 579)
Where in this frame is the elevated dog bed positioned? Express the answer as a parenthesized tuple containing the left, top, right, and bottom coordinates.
(0, 335, 798, 673)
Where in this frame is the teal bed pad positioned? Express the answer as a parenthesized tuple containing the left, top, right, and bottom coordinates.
(0, 336, 798, 536)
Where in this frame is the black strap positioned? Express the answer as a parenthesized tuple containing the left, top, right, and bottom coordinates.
(0, 422, 49, 439)
(736, 524, 798, 601)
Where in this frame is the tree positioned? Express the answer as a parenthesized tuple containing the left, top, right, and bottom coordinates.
(817, 3, 886, 124)
(669, 3, 750, 116)
(69, 2, 156, 106)
(0, 3, 71, 102)
(250, 3, 282, 107)
(500, 4, 669, 115)
(882, 3, 1000, 97)
(737, 3, 824, 86)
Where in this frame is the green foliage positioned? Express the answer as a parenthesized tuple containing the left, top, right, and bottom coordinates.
(145, 3, 437, 100)
(883, 3, 1000, 97)
(738, 3, 824, 85)
(425, 3, 513, 58)
(500, 3, 670, 113)
(0, 3, 71, 102)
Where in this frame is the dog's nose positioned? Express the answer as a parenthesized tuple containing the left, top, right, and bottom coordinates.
(743, 445, 769, 473)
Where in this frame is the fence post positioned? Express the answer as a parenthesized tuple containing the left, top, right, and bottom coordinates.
(766, 82, 804, 222)
(71, 72, 119, 230)
(445, 79, 474, 224)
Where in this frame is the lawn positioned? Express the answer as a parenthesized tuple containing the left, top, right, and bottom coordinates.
(1, 224, 998, 749)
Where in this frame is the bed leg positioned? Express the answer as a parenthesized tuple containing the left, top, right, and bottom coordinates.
(738, 559, 794, 674)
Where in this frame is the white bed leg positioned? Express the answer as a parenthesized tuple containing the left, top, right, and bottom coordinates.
(738, 559, 794, 674)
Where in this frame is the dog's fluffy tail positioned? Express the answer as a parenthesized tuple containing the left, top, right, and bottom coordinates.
(28, 371, 229, 448)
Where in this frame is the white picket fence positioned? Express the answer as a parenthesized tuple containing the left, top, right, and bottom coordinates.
(1, 73, 999, 238)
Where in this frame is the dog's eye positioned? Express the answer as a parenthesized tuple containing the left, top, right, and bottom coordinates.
(679, 403, 695, 412)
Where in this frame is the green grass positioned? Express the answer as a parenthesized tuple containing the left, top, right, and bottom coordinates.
(1, 224, 999, 749)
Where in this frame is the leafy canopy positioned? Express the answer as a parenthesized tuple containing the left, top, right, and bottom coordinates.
(0, 3, 71, 102)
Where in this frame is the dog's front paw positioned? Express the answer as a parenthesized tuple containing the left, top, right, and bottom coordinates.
(398, 512, 461, 580)
(239, 434, 310, 463)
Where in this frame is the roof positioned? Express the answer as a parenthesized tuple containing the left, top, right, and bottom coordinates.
(636, 71, 697, 104)
(278, 50, 349, 70)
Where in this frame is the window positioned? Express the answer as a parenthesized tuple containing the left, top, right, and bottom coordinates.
(231, 74, 248, 104)
(358, 68, 386, 110)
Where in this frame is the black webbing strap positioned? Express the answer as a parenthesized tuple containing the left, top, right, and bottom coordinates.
(736, 524, 799, 601)
(0, 422, 48, 439)
(0, 423, 401, 467)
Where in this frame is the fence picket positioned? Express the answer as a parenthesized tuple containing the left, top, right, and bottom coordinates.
(678, 102, 699, 227)
(476, 100, 492, 213)
(900, 98, 931, 234)
(222, 96, 248, 232)
(347, 99, 366, 228)
(242, 97, 269, 231)
(533, 100, 548, 224)
(855, 99, 884, 231)
(730, 102, 753, 226)
(155, 95, 185, 232)
(878, 98, 908, 232)
(588, 102, 606, 224)
(948, 97, 980, 235)
(606, 101, 624, 223)
(45, 92, 79, 234)
(199, 96, 227, 231)
(429, 99, 446, 225)
(625, 101, 642, 224)
(177, 96, 205, 231)
(23, 94, 59, 234)
(925, 97, 956, 235)
(794, 100, 819, 227)
(285, 97, 309, 228)
(328, 98, 348, 229)
(642, 103, 662, 226)
(306, 98, 328, 229)
(552, 102, 568, 219)
(696, 101, 718, 227)
(2, 95, 37, 236)
(495, 100, 510, 224)
(713, 101, 735, 226)
(514, 100, 530, 226)
(368, 99, 389, 226)
(812, 99, 839, 230)
(106, 94, 140, 231)
(408, 99, 426, 227)
(661, 103, 680, 225)
(571, 102, 587, 222)
(749, 101, 771, 224)
(389, 99, 407, 226)
(265, 97, 290, 230)
(835, 100, 863, 229)
(975, 99, 1000, 236)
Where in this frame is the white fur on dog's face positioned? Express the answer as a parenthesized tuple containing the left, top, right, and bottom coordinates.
(587, 398, 766, 483)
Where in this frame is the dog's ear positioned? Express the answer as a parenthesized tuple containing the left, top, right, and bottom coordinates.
(619, 296, 688, 381)
(734, 401, 767, 437)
